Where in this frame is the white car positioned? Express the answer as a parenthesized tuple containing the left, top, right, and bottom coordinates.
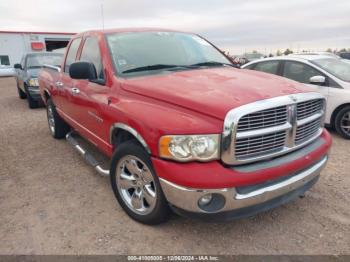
(0, 65, 15, 77)
(0, 55, 15, 77)
(291, 52, 341, 59)
(242, 55, 350, 139)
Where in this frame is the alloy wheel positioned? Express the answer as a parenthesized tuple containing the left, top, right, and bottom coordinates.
(47, 104, 55, 135)
(116, 155, 157, 215)
(340, 111, 350, 136)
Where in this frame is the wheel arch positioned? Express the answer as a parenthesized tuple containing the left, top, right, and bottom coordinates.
(43, 89, 51, 104)
(110, 123, 151, 154)
(330, 103, 350, 127)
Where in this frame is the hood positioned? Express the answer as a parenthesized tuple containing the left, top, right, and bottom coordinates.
(120, 67, 311, 120)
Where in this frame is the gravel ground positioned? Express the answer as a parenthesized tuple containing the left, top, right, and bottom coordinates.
(0, 77, 349, 255)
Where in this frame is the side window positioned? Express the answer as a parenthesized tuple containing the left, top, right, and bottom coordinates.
(253, 61, 279, 74)
(64, 38, 82, 73)
(283, 61, 321, 84)
(0, 55, 10, 66)
(79, 37, 104, 80)
(328, 77, 341, 88)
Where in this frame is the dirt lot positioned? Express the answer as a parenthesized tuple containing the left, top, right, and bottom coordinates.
(0, 77, 349, 255)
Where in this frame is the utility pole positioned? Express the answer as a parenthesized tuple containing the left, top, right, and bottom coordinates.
(101, 3, 105, 30)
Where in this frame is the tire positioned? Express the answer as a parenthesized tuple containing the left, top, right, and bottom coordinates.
(110, 140, 170, 225)
(17, 81, 26, 99)
(335, 106, 350, 139)
(24, 85, 39, 109)
(46, 98, 70, 139)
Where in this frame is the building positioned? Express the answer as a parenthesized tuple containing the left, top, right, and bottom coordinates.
(0, 31, 75, 67)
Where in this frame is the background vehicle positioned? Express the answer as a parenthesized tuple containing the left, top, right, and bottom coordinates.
(15, 52, 63, 108)
(242, 55, 350, 138)
(231, 55, 249, 67)
(242, 52, 264, 62)
(0, 65, 15, 77)
(292, 52, 341, 59)
(0, 55, 15, 77)
(338, 52, 350, 60)
(39, 29, 331, 224)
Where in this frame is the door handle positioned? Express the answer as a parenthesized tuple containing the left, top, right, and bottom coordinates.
(55, 81, 64, 88)
(71, 87, 80, 95)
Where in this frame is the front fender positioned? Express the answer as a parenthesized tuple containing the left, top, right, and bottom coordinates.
(107, 91, 223, 156)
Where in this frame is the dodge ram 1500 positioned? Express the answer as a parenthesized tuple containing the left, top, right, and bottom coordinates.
(39, 28, 332, 224)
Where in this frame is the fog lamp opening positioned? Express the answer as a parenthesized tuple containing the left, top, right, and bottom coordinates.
(198, 193, 225, 212)
(198, 194, 213, 206)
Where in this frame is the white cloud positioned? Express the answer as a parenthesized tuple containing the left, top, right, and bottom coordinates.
(0, 0, 349, 54)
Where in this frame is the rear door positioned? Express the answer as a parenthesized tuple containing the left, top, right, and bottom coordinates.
(67, 36, 110, 144)
(55, 37, 82, 113)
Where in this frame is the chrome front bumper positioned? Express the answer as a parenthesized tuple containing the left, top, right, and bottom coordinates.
(159, 156, 327, 214)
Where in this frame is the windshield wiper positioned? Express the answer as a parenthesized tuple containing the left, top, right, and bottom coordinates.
(189, 61, 235, 68)
(122, 62, 235, 74)
(122, 64, 191, 74)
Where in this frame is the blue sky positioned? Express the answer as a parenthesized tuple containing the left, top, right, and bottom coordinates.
(1, 0, 349, 54)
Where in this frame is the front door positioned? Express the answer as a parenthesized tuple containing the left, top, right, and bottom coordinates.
(65, 35, 110, 148)
(281, 60, 329, 98)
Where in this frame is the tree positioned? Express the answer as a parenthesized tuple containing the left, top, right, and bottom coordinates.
(276, 49, 282, 56)
(284, 48, 293, 55)
(326, 48, 332, 53)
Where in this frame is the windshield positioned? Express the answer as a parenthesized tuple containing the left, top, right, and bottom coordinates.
(312, 58, 350, 82)
(26, 53, 63, 69)
(106, 31, 231, 76)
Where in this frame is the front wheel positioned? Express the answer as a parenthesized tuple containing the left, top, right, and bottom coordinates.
(17, 82, 27, 99)
(24, 85, 39, 109)
(335, 106, 350, 139)
(110, 140, 170, 225)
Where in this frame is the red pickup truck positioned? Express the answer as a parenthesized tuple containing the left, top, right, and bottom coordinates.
(39, 28, 332, 224)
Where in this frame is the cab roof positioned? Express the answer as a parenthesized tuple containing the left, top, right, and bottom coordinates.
(74, 28, 189, 37)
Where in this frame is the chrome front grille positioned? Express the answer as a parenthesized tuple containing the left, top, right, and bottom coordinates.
(297, 99, 324, 120)
(222, 93, 326, 165)
(295, 117, 322, 145)
(235, 131, 286, 159)
(237, 106, 287, 132)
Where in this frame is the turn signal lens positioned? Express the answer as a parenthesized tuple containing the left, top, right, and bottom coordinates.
(159, 136, 173, 158)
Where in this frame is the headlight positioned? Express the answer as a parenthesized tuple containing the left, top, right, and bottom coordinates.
(159, 134, 220, 162)
(28, 78, 39, 86)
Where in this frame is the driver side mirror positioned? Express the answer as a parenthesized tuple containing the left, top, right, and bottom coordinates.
(69, 62, 97, 80)
(14, 63, 22, 70)
(309, 75, 326, 85)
